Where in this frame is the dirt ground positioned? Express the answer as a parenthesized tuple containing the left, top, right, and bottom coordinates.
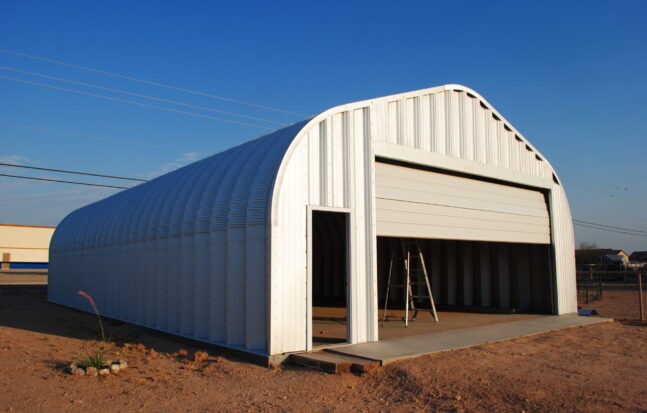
(1, 289, 646, 413)
(577, 284, 646, 321)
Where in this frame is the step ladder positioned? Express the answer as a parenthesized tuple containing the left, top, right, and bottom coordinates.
(382, 239, 439, 326)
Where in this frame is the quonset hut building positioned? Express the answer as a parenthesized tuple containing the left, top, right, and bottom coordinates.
(49, 85, 577, 361)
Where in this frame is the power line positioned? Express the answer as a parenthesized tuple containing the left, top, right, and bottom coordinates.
(0, 173, 129, 189)
(0, 48, 306, 117)
(573, 222, 647, 238)
(573, 219, 647, 235)
(0, 120, 189, 151)
(0, 65, 287, 126)
(0, 75, 274, 130)
(0, 162, 147, 182)
(0, 174, 644, 239)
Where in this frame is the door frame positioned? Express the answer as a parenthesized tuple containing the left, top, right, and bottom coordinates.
(306, 205, 354, 351)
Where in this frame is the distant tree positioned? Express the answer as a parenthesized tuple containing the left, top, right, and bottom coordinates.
(576, 241, 601, 266)
(578, 241, 599, 250)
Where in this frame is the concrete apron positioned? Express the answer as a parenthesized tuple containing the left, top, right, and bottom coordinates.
(290, 315, 612, 373)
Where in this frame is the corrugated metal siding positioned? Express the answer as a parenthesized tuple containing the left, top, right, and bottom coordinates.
(49, 121, 308, 354)
(375, 89, 548, 179)
(377, 238, 553, 312)
(550, 184, 578, 314)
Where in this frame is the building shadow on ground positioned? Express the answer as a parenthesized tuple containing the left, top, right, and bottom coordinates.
(0, 287, 259, 365)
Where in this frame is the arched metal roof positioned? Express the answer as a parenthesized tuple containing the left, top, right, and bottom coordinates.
(51, 120, 308, 254)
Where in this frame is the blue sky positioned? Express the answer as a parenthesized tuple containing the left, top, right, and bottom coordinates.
(0, 0, 646, 251)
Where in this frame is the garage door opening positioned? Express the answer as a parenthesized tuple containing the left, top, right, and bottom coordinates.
(311, 210, 349, 347)
(377, 237, 554, 339)
(374, 160, 555, 339)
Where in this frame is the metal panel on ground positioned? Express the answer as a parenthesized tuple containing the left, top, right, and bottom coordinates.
(375, 162, 551, 244)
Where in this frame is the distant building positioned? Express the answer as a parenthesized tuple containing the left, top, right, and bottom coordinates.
(629, 251, 647, 270)
(629, 251, 647, 264)
(575, 249, 629, 269)
(0, 224, 56, 270)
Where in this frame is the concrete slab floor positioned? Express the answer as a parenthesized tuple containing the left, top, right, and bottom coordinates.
(327, 315, 613, 365)
(312, 306, 544, 346)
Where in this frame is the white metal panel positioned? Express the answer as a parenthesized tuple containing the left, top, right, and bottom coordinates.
(375, 162, 551, 244)
(550, 184, 578, 314)
(269, 138, 309, 354)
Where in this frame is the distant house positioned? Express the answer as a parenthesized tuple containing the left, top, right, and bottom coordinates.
(575, 249, 629, 269)
(629, 251, 647, 264)
(629, 251, 647, 270)
(0, 224, 56, 270)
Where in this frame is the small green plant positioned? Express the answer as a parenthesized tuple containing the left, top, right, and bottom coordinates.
(76, 348, 109, 370)
(78, 290, 106, 342)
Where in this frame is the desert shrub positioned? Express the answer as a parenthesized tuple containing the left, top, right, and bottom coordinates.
(77, 349, 109, 370)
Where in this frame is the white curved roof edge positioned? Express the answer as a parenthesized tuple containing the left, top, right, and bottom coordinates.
(271, 84, 562, 219)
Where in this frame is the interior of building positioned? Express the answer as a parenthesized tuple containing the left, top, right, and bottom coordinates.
(312, 224, 555, 347)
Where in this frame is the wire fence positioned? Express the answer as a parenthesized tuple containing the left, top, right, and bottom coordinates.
(576, 270, 646, 321)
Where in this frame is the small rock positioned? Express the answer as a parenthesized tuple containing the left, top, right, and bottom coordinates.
(71, 366, 85, 376)
(85, 367, 98, 376)
(65, 364, 84, 376)
(454, 395, 462, 401)
(114, 359, 128, 370)
(109, 364, 121, 374)
(98, 367, 110, 376)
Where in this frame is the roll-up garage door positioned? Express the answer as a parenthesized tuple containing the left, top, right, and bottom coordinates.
(375, 162, 551, 244)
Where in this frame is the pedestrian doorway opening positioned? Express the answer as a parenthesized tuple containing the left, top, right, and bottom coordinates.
(311, 211, 349, 347)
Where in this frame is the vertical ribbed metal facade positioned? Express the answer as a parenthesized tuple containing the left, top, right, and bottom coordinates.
(49, 84, 577, 358)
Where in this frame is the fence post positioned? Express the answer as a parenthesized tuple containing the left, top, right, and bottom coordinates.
(586, 268, 591, 304)
(639, 271, 644, 322)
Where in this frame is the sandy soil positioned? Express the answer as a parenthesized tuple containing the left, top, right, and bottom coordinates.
(1, 289, 646, 413)
(578, 284, 646, 320)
